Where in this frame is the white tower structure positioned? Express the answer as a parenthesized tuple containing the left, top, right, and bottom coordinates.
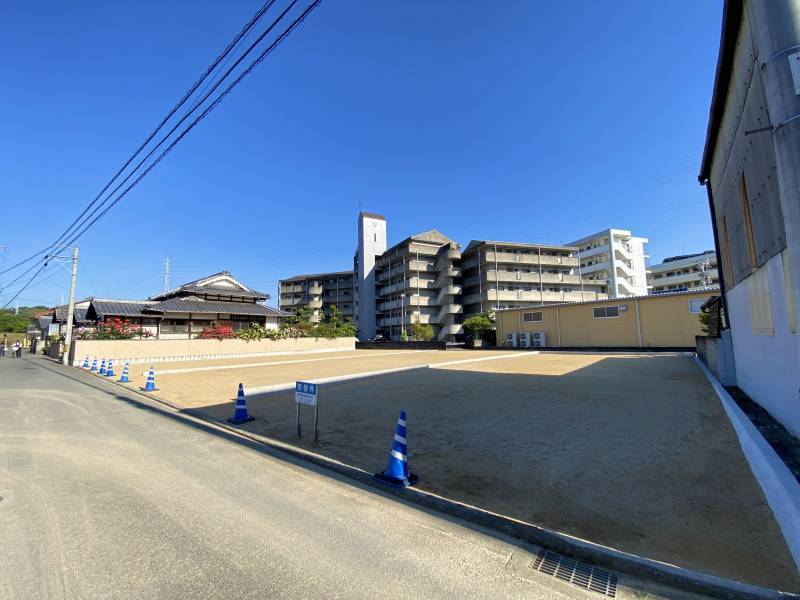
(356, 212, 387, 340)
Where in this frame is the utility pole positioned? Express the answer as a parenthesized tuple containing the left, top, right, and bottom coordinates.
(14, 300, 19, 315)
(62, 246, 79, 366)
(162, 257, 170, 293)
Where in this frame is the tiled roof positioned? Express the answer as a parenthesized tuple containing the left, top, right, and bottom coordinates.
(150, 285, 269, 300)
(53, 305, 90, 323)
(145, 298, 289, 317)
(86, 300, 157, 320)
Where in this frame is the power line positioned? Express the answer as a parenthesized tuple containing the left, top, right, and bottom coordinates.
(3, 0, 323, 306)
(53, 0, 320, 252)
(0, 0, 278, 279)
(51, 0, 301, 255)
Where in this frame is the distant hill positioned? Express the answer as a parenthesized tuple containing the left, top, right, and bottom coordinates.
(0, 306, 50, 333)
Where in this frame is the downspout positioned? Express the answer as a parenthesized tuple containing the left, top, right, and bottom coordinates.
(634, 299, 643, 347)
(702, 180, 730, 328)
(556, 306, 561, 346)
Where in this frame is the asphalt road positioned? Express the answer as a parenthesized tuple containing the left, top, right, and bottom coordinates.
(0, 354, 706, 599)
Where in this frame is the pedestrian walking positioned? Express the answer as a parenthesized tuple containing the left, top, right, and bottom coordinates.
(0, 344, 5, 358)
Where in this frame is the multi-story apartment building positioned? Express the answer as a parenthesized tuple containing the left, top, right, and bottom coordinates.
(568, 229, 650, 297)
(460, 241, 607, 317)
(648, 251, 719, 293)
(374, 229, 462, 341)
(278, 271, 355, 323)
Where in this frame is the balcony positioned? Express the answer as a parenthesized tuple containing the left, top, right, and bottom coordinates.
(483, 251, 579, 268)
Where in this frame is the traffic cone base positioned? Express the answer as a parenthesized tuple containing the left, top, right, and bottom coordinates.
(374, 471, 419, 488)
(141, 367, 158, 391)
(228, 383, 254, 424)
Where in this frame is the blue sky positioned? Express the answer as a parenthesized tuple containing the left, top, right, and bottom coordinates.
(0, 1, 723, 307)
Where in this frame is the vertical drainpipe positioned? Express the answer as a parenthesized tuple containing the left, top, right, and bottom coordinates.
(538, 247, 544, 305)
(556, 306, 561, 346)
(478, 249, 483, 313)
(634, 298, 643, 348)
(702, 180, 730, 328)
(494, 243, 500, 311)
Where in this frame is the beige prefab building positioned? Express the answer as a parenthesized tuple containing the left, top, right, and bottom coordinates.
(496, 288, 719, 349)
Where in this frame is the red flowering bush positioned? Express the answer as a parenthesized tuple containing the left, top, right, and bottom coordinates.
(82, 317, 152, 340)
(199, 321, 233, 340)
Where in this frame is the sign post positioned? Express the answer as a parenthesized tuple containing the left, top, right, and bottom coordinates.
(295, 381, 319, 445)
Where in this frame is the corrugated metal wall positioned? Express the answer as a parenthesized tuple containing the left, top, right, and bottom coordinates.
(709, 13, 786, 287)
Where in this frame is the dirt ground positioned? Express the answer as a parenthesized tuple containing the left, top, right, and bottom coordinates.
(117, 349, 516, 408)
(95, 350, 799, 591)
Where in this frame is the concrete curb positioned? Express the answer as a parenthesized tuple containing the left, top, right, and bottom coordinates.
(46, 359, 798, 600)
(695, 356, 800, 571)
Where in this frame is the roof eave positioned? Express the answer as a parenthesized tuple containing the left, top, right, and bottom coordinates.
(699, 0, 744, 183)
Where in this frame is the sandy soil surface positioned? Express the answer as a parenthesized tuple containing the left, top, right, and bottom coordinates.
(92, 350, 799, 591)
(117, 349, 517, 407)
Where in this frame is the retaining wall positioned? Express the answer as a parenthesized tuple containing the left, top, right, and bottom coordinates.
(69, 337, 357, 366)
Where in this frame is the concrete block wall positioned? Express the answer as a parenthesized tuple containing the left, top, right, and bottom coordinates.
(69, 337, 357, 366)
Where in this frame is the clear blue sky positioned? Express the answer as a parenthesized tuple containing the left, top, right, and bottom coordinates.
(0, 0, 723, 307)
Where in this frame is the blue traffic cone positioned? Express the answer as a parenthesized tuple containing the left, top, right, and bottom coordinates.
(141, 367, 158, 392)
(82, 355, 90, 369)
(118, 362, 130, 383)
(375, 410, 418, 487)
(105, 359, 115, 377)
(99, 358, 107, 376)
(90, 357, 98, 372)
(227, 383, 254, 424)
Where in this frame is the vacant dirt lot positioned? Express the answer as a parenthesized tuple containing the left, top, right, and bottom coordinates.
(89, 350, 799, 591)
(117, 349, 516, 408)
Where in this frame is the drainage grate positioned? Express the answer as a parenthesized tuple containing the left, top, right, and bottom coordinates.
(531, 549, 617, 597)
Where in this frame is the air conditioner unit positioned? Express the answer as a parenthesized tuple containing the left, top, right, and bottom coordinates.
(517, 332, 530, 347)
(531, 331, 546, 347)
(505, 333, 516, 347)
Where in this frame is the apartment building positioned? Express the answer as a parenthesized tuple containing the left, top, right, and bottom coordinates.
(374, 229, 462, 341)
(460, 241, 606, 317)
(568, 229, 650, 297)
(648, 251, 719, 293)
(278, 270, 355, 323)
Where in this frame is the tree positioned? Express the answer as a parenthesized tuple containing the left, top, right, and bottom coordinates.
(410, 322, 434, 341)
(462, 314, 493, 338)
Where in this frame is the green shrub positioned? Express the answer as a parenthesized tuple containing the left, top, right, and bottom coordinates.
(410, 322, 434, 341)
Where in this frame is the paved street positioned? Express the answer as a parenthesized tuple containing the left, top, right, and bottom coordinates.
(0, 354, 711, 600)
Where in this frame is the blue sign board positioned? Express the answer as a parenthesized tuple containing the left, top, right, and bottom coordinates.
(295, 381, 318, 406)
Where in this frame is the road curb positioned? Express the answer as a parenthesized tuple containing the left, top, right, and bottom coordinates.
(39, 358, 798, 600)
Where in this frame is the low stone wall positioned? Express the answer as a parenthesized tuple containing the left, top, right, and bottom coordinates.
(696, 330, 737, 386)
(69, 337, 357, 366)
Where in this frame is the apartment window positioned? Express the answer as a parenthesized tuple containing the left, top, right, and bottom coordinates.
(593, 306, 620, 319)
(740, 173, 758, 270)
(523, 312, 542, 322)
(688, 300, 705, 314)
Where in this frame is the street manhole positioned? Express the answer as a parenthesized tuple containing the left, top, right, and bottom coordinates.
(532, 549, 617, 597)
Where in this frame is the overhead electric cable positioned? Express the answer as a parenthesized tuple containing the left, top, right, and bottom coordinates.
(0, 0, 277, 278)
(3, 0, 323, 305)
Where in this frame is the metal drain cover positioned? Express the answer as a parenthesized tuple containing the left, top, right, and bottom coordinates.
(532, 549, 617, 597)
